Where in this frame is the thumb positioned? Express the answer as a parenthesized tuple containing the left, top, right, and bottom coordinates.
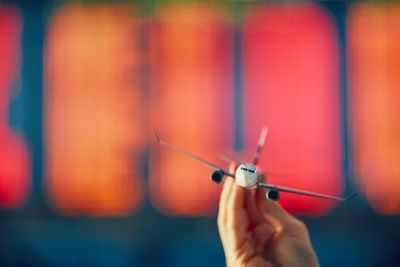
(256, 174, 301, 231)
(256, 188, 296, 228)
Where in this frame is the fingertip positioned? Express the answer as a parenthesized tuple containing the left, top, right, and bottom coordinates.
(229, 162, 238, 174)
(220, 177, 233, 202)
(260, 172, 267, 183)
(220, 178, 234, 208)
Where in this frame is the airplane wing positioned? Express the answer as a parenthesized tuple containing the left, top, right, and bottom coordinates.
(154, 129, 236, 178)
(252, 127, 268, 166)
(257, 182, 357, 202)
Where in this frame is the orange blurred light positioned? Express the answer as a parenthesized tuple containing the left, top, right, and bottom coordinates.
(348, 3, 400, 215)
(45, 4, 145, 216)
(149, 4, 233, 216)
(0, 6, 31, 208)
(242, 3, 342, 215)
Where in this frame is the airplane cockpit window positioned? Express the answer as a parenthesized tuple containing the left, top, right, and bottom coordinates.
(240, 167, 255, 173)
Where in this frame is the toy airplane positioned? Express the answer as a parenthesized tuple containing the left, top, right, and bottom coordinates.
(154, 127, 356, 202)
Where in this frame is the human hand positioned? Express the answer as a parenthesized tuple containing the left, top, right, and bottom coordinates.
(217, 163, 319, 267)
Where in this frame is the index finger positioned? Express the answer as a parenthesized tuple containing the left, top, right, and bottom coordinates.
(218, 163, 237, 224)
(227, 182, 247, 250)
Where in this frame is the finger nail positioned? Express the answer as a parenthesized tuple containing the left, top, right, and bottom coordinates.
(229, 163, 238, 173)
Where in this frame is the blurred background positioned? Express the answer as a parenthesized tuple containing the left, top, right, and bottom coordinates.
(1, 0, 400, 266)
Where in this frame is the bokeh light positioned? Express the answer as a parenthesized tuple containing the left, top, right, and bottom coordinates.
(44, 4, 145, 216)
(148, 3, 233, 216)
(348, 3, 400, 215)
(242, 3, 342, 215)
(0, 5, 31, 208)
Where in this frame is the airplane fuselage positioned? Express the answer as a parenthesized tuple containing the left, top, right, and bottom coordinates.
(235, 163, 259, 189)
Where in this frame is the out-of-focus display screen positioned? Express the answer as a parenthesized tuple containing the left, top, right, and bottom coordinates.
(348, 3, 400, 215)
(45, 4, 145, 216)
(1, 1, 400, 266)
(242, 3, 341, 215)
(148, 3, 233, 215)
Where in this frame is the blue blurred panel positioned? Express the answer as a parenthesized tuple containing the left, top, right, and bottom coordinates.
(313, 233, 375, 266)
(0, 222, 141, 267)
(166, 236, 225, 267)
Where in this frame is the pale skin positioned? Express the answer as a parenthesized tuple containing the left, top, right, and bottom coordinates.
(218, 163, 320, 267)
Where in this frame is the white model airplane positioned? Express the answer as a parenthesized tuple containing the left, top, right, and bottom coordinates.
(154, 127, 356, 202)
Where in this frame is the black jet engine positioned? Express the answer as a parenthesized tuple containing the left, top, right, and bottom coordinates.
(210, 170, 224, 184)
(266, 188, 280, 201)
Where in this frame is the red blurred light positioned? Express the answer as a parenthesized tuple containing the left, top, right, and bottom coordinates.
(242, 3, 342, 215)
(0, 6, 30, 208)
(149, 3, 233, 216)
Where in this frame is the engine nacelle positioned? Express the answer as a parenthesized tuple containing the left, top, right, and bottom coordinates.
(210, 170, 224, 184)
(266, 189, 280, 201)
